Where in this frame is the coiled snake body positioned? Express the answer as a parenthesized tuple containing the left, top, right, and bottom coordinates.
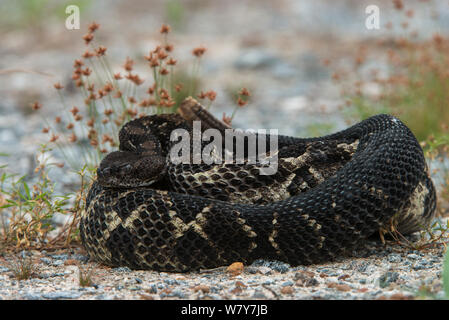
(80, 98, 436, 272)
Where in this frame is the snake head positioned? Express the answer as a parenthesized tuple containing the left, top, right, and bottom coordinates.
(97, 151, 167, 188)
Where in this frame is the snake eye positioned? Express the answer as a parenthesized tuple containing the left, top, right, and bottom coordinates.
(97, 167, 111, 177)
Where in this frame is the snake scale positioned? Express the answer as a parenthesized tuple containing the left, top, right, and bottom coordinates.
(80, 98, 437, 272)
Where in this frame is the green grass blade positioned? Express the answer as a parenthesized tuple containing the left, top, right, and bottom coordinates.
(23, 181, 31, 199)
(443, 248, 449, 299)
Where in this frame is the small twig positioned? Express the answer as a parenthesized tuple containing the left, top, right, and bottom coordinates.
(198, 266, 227, 274)
(0, 69, 54, 77)
(262, 284, 279, 300)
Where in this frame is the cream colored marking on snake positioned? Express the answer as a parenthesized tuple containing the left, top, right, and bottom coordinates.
(393, 181, 429, 228)
(187, 161, 298, 204)
(236, 216, 257, 238)
(268, 212, 280, 252)
(299, 181, 308, 189)
(96, 190, 152, 241)
(165, 205, 242, 264)
(307, 218, 322, 232)
(231, 172, 297, 203)
(101, 211, 122, 241)
(369, 186, 385, 197)
(234, 211, 258, 251)
(123, 204, 151, 229)
(308, 167, 325, 184)
(337, 140, 359, 153)
(317, 236, 326, 249)
(168, 207, 210, 240)
(282, 152, 313, 169)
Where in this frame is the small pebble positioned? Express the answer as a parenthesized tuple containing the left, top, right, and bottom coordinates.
(192, 285, 210, 293)
(42, 291, 83, 300)
(252, 290, 267, 299)
(379, 272, 399, 288)
(280, 286, 294, 295)
(227, 262, 244, 276)
(327, 283, 351, 292)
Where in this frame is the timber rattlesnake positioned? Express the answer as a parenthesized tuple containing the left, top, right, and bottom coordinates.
(80, 98, 437, 271)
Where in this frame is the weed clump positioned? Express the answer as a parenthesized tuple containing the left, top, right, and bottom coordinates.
(0, 22, 249, 250)
(36, 22, 247, 170)
(7, 254, 37, 280)
(331, 2, 449, 221)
